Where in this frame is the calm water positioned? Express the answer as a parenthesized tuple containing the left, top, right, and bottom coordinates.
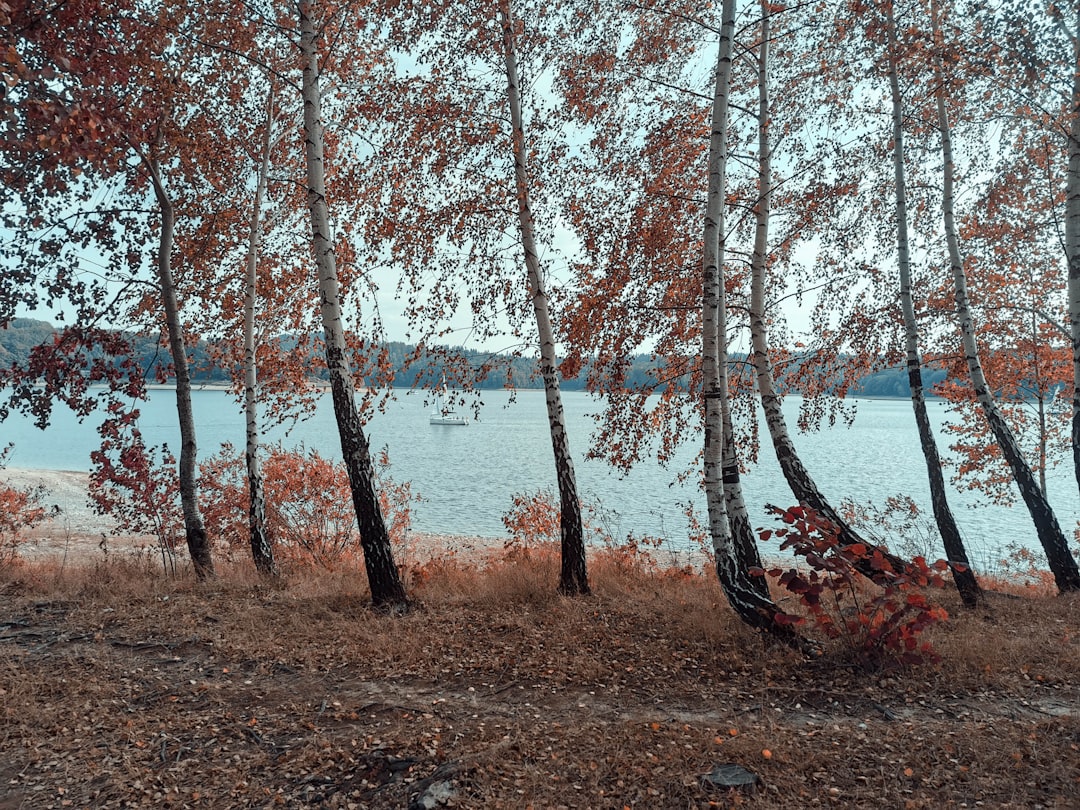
(2, 388, 1077, 565)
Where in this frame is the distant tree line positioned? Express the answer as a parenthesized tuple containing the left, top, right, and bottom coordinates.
(1, 318, 947, 399)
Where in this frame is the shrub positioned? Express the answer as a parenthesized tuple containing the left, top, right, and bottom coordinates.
(199, 443, 417, 568)
(502, 489, 561, 550)
(0, 444, 56, 565)
(752, 505, 951, 670)
(501, 490, 692, 575)
(88, 412, 183, 572)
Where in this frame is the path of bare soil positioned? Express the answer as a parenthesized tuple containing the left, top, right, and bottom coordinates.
(1, 547, 1078, 810)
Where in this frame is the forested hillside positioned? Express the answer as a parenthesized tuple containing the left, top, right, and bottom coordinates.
(1, 318, 943, 397)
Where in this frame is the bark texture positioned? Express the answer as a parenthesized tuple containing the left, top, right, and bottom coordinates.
(498, 0, 589, 596)
(704, 0, 797, 643)
(144, 142, 214, 581)
(1067, 10, 1080, 501)
(747, 5, 906, 589)
(884, 4, 978, 607)
(930, 0, 1079, 593)
(300, 1, 407, 608)
(244, 82, 276, 577)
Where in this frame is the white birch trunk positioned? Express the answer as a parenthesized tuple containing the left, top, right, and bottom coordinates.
(498, 0, 588, 595)
(1067, 10, 1080, 500)
(143, 143, 214, 580)
(930, 0, 1079, 592)
(703, 0, 794, 638)
(884, 2, 978, 606)
(703, 0, 736, 584)
(243, 81, 275, 576)
(299, 1, 406, 607)
(746, 4, 907, 586)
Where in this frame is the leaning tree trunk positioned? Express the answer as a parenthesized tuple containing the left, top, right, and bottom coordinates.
(703, 0, 798, 644)
(1067, 9, 1080, 500)
(930, 0, 1080, 593)
(243, 81, 276, 576)
(144, 147, 214, 581)
(747, 1, 907, 589)
(299, 1, 407, 608)
(884, 2, 979, 606)
(498, 0, 588, 596)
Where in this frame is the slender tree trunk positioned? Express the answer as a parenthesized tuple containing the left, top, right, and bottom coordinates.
(704, 0, 797, 642)
(1067, 9, 1080, 500)
(1030, 306, 1049, 497)
(146, 155, 215, 581)
(1037, 391, 1048, 496)
(299, 1, 407, 608)
(884, 2, 979, 607)
(498, 0, 588, 596)
(748, 2, 907, 588)
(244, 82, 276, 576)
(930, 0, 1080, 593)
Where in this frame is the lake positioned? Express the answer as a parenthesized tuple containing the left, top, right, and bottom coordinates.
(2, 387, 1077, 568)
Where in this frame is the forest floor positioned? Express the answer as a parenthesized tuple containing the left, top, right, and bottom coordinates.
(0, 523, 1078, 810)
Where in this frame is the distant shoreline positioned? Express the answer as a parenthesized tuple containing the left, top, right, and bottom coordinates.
(109, 383, 941, 401)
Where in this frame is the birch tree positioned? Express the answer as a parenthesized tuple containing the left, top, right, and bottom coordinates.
(374, 0, 590, 595)
(1059, 4, 1080, 500)
(928, 0, 1080, 592)
(0, 0, 225, 579)
(746, 1, 910, 588)
(879, 0, 979, 606)
(141, 112, 215, 580)
(497, 0, 588, 595)
(298, 0, 406, 608)
(704, 0, 798, 641)
(241, 81, 278, 576)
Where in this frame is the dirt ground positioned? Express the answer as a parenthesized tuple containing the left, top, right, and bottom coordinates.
(1, 533, 1078, 810)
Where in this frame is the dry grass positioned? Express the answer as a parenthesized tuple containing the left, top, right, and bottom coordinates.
(0, 546, 1077, 809)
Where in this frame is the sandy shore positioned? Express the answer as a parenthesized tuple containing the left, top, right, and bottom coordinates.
(0, 466, 510, 563)
(0, 467, 148, 557)
(0, 466, 711, 570)
(3, 467, 118, 535)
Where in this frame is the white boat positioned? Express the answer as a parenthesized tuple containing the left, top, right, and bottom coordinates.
(430, 379, 468, 426)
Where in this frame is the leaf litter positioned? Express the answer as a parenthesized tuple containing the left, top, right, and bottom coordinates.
(0, 550, 1077, 808)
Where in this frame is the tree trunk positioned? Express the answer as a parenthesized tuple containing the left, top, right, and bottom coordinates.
(704, 0, 798, 643)
(244, 81, 276, 577)
(498, 0, 589, 596)
(748, 1, 907, 589)
(1067, 9, 1080, 501)
(144, 142, 214, 581)
(930, 0, 1080, 593)
(299, 0, 407, 609)
(884, 2, 979, 607)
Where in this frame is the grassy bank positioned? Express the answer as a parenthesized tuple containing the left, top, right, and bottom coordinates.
(0, 548, 1077, 809)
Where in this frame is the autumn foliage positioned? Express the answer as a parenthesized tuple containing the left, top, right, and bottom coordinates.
(88, 411, 183, 554)
(754, 505, 951, 669)
(199, 444, 417, 569)
(89, 436, 417, 571)
(0, 444, 54, 565)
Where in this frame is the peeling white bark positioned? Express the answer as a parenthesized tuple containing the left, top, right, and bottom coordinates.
(930, 0, 1078, 592)
(300, 1, 406, 607)
(702, 0, 792, 635)
(884, 2, 978, 606)
(498, 0, 588, 595)
(1066, 10, 1080, 500)
(243, 81, 276, 576)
